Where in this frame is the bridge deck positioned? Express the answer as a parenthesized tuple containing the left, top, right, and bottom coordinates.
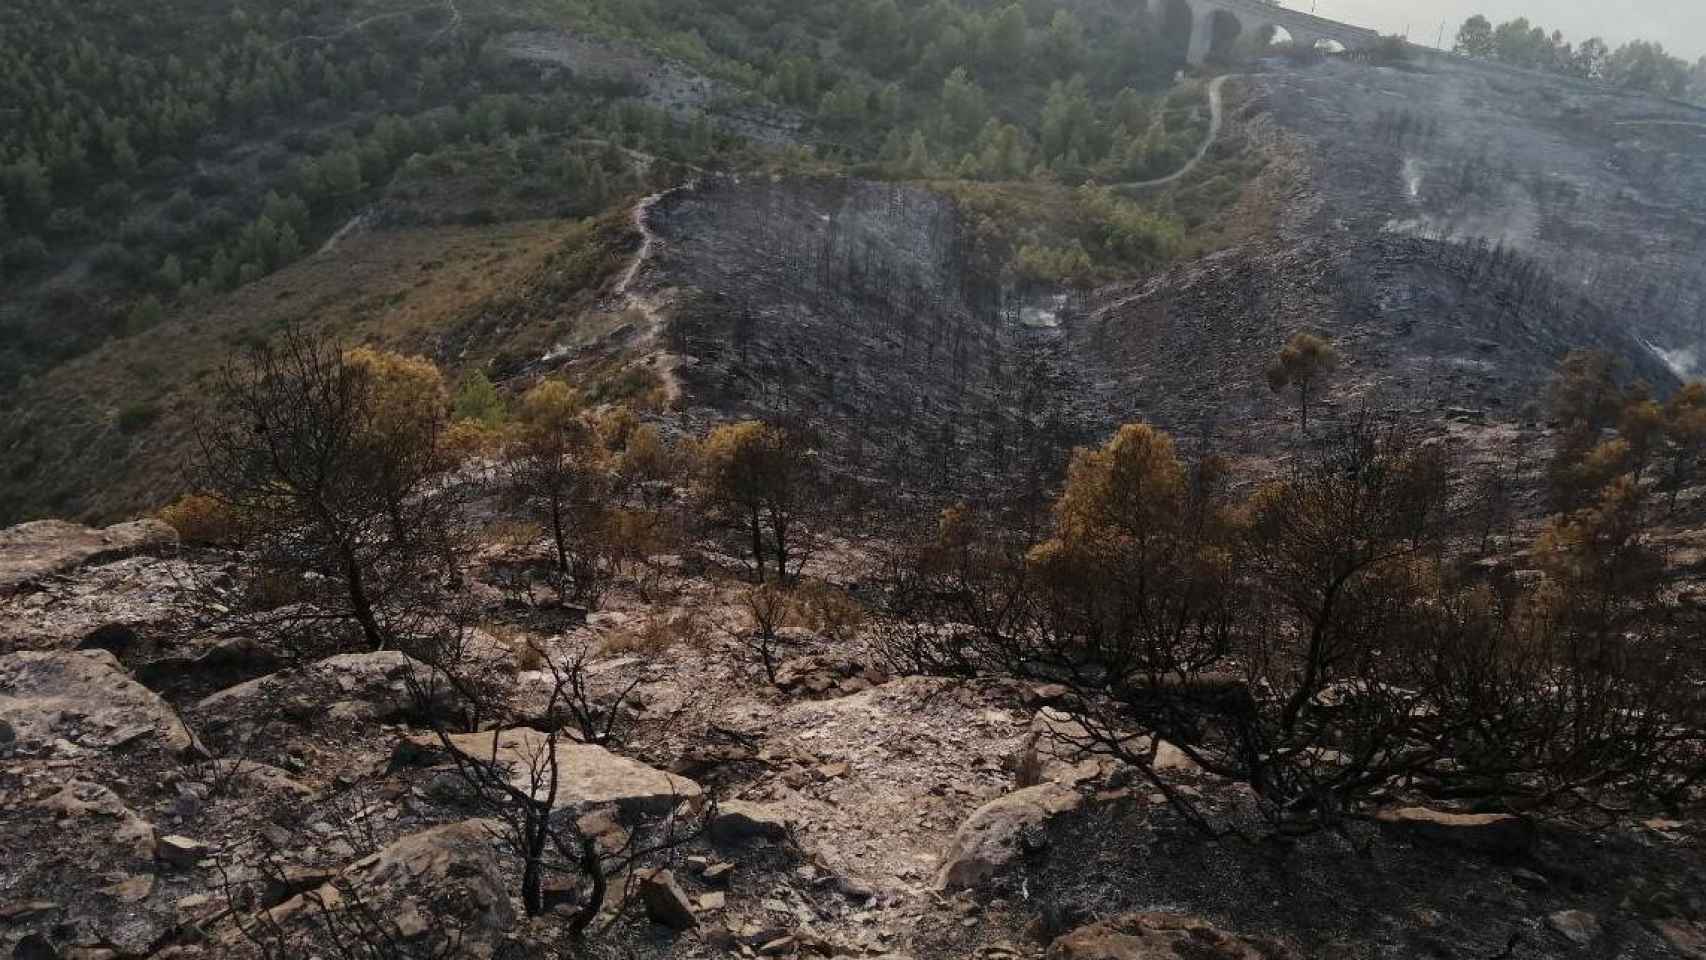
(1209, 0, 1382, 42)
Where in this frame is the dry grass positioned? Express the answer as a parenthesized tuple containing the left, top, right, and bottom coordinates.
(157, 493, 240, 546)
(484, 519, 546, 548)
(603, 610, 708, 657)
(1, 211, 638, 524)
(484, 623, 548, 673)
(785, 579, 869, 643)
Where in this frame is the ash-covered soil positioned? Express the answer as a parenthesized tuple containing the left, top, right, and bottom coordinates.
(648, 177, 1102, 501)
(1260, 55, 1706, 376)
(639, 58, 1698, 494)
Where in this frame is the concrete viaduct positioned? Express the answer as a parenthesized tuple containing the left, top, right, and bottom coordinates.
(1144, 0, 1383, 65)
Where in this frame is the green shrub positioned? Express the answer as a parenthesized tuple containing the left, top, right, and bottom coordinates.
(452, 368, 508, 426)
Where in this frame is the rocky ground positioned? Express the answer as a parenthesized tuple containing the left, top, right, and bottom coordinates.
(2, 513, 1705, 960)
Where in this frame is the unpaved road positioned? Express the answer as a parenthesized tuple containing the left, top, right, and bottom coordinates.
(1118, 74, 1235, 190)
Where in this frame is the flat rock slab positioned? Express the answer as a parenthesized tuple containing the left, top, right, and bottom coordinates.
(1374, 806, 1535, 856)
(709, 800, 789, 844)
(0, 649, 194, 756)
(0, 555, 206, 655)
(0, 519, 177, 598)
(197, 650, 432, 725)
(396, 727, 702, 816)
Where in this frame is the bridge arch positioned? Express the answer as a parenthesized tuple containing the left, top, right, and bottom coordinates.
(1147, 0, 1382, 66)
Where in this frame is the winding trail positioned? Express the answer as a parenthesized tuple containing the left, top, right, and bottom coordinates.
(601, 76, 1235, 399)
(616, 184, 693, 407)
(1116, 74, 1236, 191)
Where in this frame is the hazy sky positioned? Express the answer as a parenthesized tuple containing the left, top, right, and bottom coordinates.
(1303, 0, 1706, 60)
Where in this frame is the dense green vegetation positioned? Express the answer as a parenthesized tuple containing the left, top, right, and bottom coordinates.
(555, 0, 1211, 180)
(0, 0, 741, 391)
(1452, 13, 1706, 100)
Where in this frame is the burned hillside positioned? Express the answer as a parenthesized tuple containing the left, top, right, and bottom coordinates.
(1264, 56, 1706, 375)
(650, 177, 1101, 504)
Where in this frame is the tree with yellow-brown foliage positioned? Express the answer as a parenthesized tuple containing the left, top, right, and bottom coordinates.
(1546, 350, 1706, 514)
(502, 382, 685, 607)
(1026, 423, 1244, 686)
(1661, 382, 1706, 513)
(696, 420, 822, 584)
(1266, 332, 1339, 431)
(504, 381, 619, 606)
(879, 412, 1706, 837)
(192, 329, 458, 653)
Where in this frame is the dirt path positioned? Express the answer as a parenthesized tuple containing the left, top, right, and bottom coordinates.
(617, 185, 692, 407)
(317, 212, 369, 255)
(1116, 74, 1235, 191)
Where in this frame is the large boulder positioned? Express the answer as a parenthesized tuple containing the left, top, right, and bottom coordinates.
(1047, 913, 1293, 959)
(0, 519, 177, 598)
(935, 783, 1082, 891)
(394, 727, 703, 816)
(255, 820, 517, 957)
(1373, 806, 1535, 856)
(0, 649, 195, 757)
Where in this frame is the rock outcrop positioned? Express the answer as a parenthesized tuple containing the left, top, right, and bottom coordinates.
(258, 820, 517, 957)
(1374, 806, 1535, 856)
(774, 652, 888, 699)
(0, 650, 198, 956)
(394, 727, 703, 816)
(33, 779, 157, 858)
(0, 519, 177, 598)
(936, 782, 1082, 891)
(196, 650, 437, 730)
(0, 648, 196, 757)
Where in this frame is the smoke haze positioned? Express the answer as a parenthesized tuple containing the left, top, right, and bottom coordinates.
(1309, 0, 1706, 60)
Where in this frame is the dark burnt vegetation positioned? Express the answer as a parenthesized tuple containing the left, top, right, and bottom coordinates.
(876, 407, 1706, 839)
(1270, 56, 1706, 378)
(659, 178, 1109, 517)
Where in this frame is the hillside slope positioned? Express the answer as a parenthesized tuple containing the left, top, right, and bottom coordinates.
(0, 212, 641, 524)
(10, 45, 1706, 524)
